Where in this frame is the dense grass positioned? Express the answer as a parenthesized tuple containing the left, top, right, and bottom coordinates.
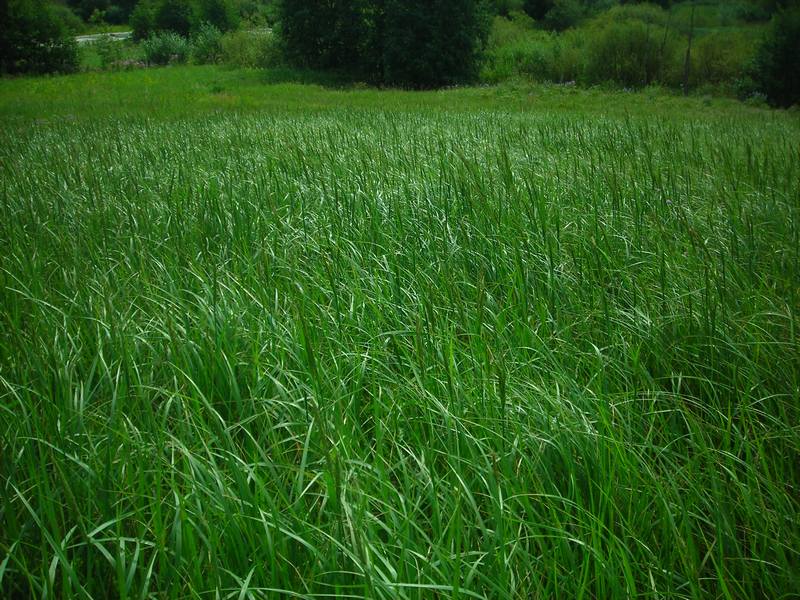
(0, 65, 787, 123)
(1, 67, 799, 598)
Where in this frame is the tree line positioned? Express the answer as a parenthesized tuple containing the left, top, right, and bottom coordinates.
(1, 0, 798, 106)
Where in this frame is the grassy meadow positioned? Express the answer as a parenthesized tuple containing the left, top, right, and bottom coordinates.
(1, 67, 799, 598)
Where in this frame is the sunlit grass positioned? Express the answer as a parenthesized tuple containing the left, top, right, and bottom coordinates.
(1, 69, 799, 598)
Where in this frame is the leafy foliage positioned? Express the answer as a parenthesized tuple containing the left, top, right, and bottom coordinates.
(197, 0, 239, 32)
(0, 0, 79, 74)
(481, 2, 767, 94)
(381, 0, 490, 87)
(191, 22, 222, 63)
(48, 3, 85, 34)
(754, 6, 800, 107)
(219, 28, 281, 67)
(583, 10, 680, 87)
(279, 0, 377, 73)
(67, 0, 109, 21)
(142, 29, 190, 63)
(130, 0, 236, 41)
(155, 0, 196, 37)
(279, 0, 490, 87)
(524, 0, 553, 19)
(130, 0, 157, 40)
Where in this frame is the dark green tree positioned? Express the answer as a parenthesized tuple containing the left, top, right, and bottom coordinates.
(279, 0, 376, 72)
(492, 0, 525, 16)
(523, 0, 553, 20)
(155, 0, 196, 36)
(130, 0, 157, 39)
(381, 0, 489, 87)
(279, 0, 489, 87)
(198, 0, 239, 31)
(1, 0, 78, 74)
(754, 6, 800, 107)
(66, 0, 109, 21)
(105, 0, 140, 23)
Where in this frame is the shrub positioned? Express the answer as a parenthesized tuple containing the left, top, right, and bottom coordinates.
(197, 0, 238, 32)
(142, 30, 190, 65)
(239, 0, 278, 26)
(49, 3, 85, 34)
(220, 29, 281, 68)
(130, 1, 157, 40)
(191, 22, 222, 64)
(1, 0, 79, 74)
(543, 0, 586, 30)
(381, 0, 491, 87)
(155, 0, 196, 37)
(524, 0, 553, 20)
(671, 1, 723, 32)
(490, 10, 536, 45)
(492, 0, 525, 16)
(482, 28, 559, 82)
(279, 0, 490, 87)
(691, 30, 758, 88)
(482, 13, 588, 84)
(92, 34, 125, 68)
(753, 6, 800, 107)
(579, 4, 683, 88)
(70, 0, 109, 21)
(718, 1, 770, 25)
(551, 28, 584, 81)
(598, 2, 669, 27)
(279, 0, 378, 74)
(105, 4, 129, 24)
(583, 17, 680, 87)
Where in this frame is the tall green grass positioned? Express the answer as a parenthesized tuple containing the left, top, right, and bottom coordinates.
(1, 75, 799, 598)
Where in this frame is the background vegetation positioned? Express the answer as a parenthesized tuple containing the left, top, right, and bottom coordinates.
(2, 0, 798, 105)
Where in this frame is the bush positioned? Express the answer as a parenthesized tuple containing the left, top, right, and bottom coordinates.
(482, 13, 588, 84)
(481, 3, 762, 94)
(718, 1, 770, 25)
(49, 3, 85, 34)
(92, 34, 125, 68)
(197, 0, 238, 32)
(69, 0, 109, 21)
(130, 1, 157, 40)
(155, 0, 196, 37)
(279, 0, 490, 87)
(691, 30, 758, 88)
(105, 4, 129, 24)
(543, 0, 586, 30)
(381, 0, 491, 87)
(279, 0, 378, 74)
(142, 30, 190, 64)
(671, 1, 723, 32)
(524, 0, 553, 20)
(482, 27, 560, 82)
(191, 22, 222, 63)
(753, 6, 800, 107)
(492, 0, 525, 16)
(599, 3, 669, 27)
(239, 0, 279, 26)
(220, 29, 281, 68)
(1, 0, 79, 74)
(583, 18, 680, 87)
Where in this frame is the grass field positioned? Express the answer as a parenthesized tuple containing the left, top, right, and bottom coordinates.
(1, 66, 799, 598)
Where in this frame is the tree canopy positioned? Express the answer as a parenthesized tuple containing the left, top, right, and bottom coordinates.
(279, 0, 490, 88)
